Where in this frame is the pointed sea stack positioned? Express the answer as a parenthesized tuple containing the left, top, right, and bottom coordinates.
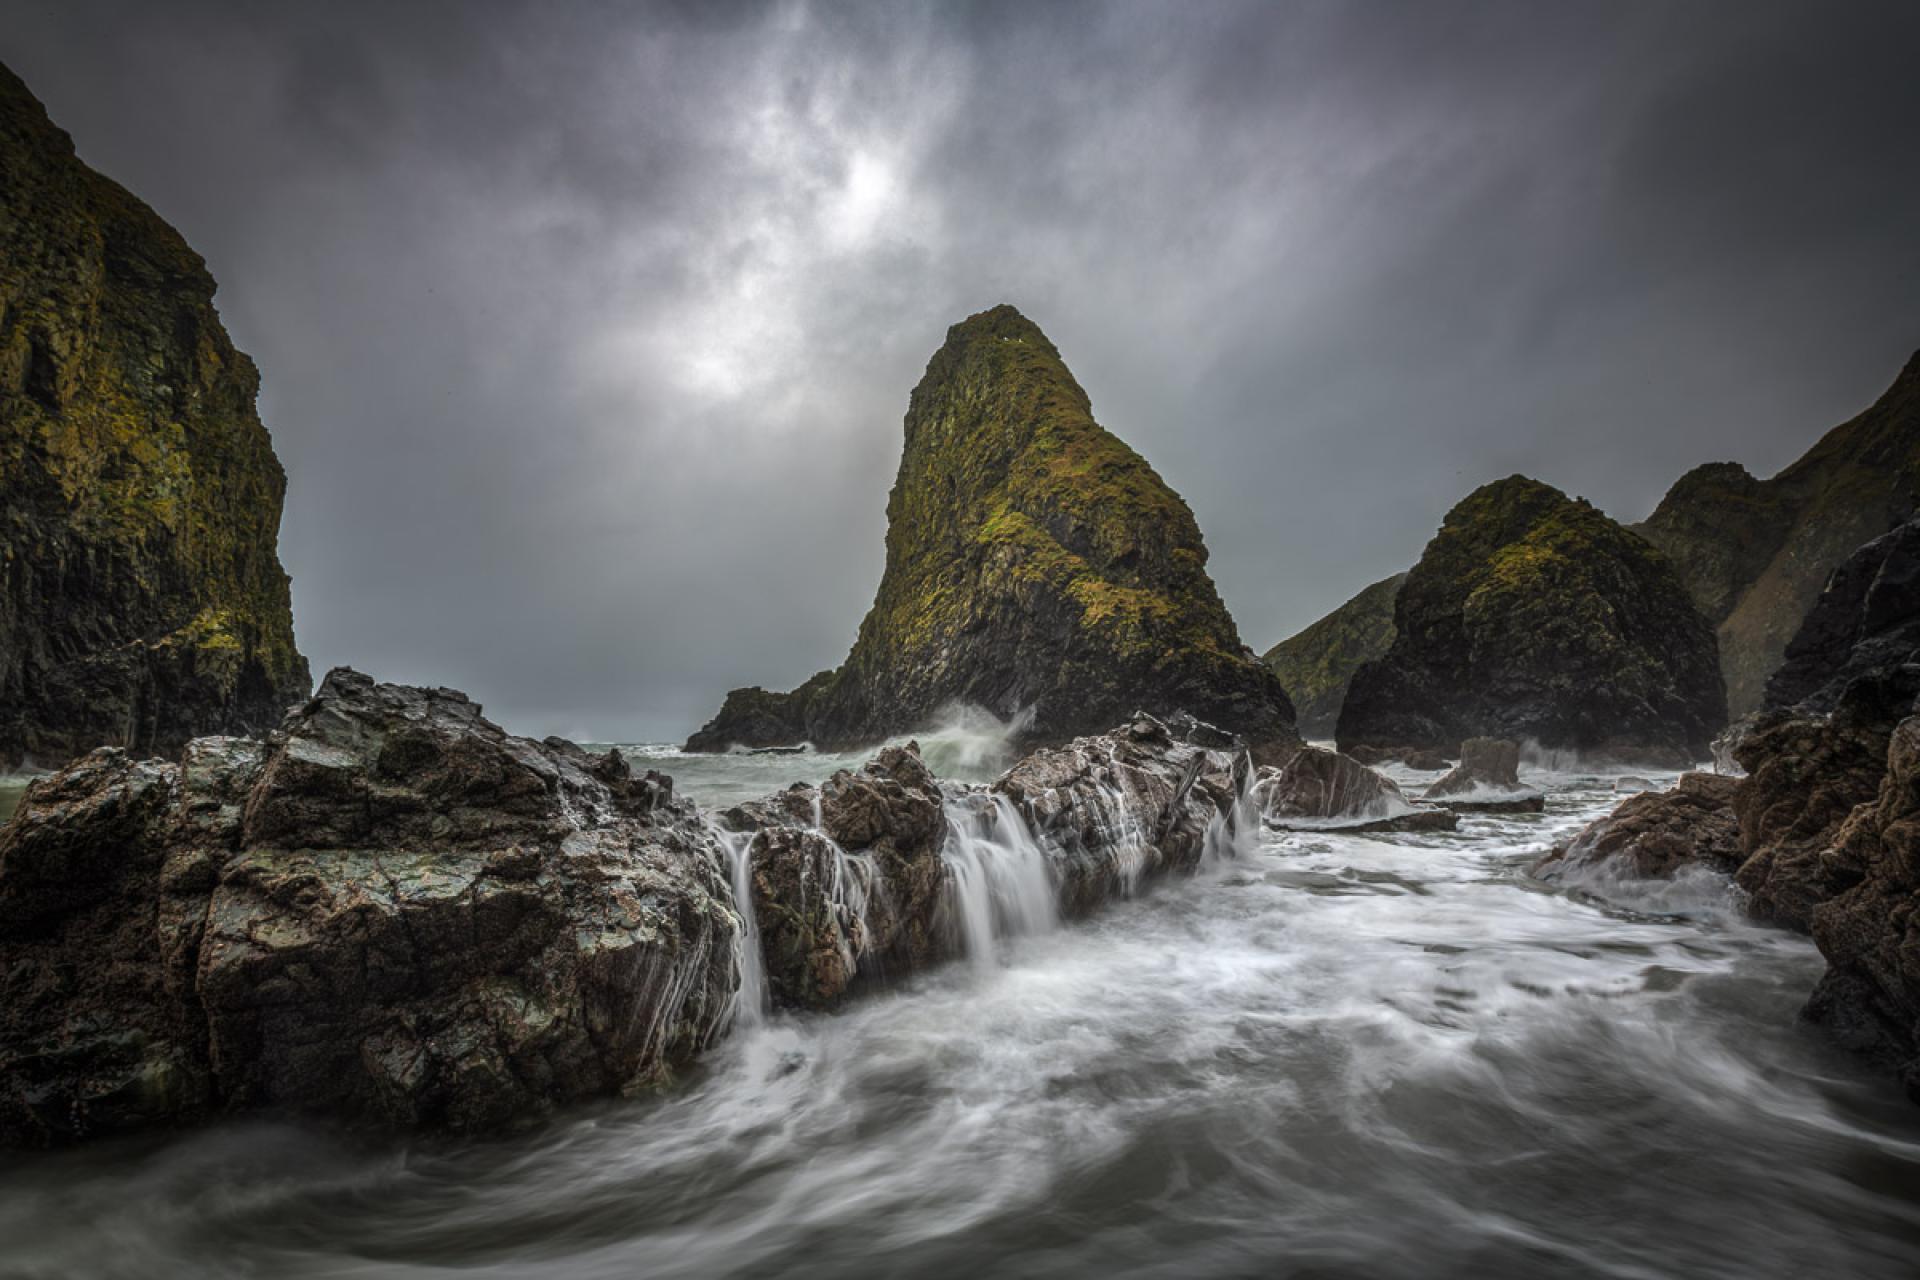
(0, 63, 310, 769)
(1635, 349, 1920, 717)
(687, 305, 1295, 751)
(1337, 476, 1725, 766)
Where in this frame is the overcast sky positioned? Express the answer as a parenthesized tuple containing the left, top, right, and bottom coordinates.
(8, 1, 1919, 741)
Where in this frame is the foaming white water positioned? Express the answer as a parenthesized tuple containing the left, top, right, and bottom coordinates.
(706, 822, 768, 1028)
(10, 763, 1920, 1279)
(941, 791, 1056, 964)
(896, 702, 1034, 778)
(1202, 756, 1264, 864)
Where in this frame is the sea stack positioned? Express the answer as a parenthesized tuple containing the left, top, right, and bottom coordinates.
(0, 64, 310, 770)
(686, 305, 1295, 751)
(1635, 349, 1920, 717)
(1337, 475, 1725, 765)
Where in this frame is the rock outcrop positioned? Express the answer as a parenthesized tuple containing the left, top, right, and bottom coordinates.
(1, 664, 1285, 1145)
(1337, 476, 1726, 765)
(1261, 573, 1405, 738)
(0, 63, 309, 771)
(1535, 772, 1742, 882)
(0, 669, 741, 1145)
(686, 305, 1295, 753)
(1636, 349, 1920, 717)
(1424, 737, 1546, 813)
(1545, 518, 1920, 1097)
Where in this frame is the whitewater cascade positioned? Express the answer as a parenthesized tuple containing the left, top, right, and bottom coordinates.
(940, 790, 1059, 965)
(708, 822, 768, 1029)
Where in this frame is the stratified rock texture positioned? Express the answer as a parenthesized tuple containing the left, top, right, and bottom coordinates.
(1262, 573, 1405, 738)
(0, 63, 310, 770)
(1535, 772, 1742, 882)
(0, 669, 739, 1145)
(1338, 477, 1726, 765)
(1636, 349, 1920, 717)
(686, 305, 1294, 753)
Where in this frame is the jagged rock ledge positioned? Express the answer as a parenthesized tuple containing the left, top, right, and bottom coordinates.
(0, 670, 1406, 1146)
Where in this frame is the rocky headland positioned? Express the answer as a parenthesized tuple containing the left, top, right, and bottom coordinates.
(1336, 475, 1726, 766)
(685, 305, 1295, 754)
(1635, 349, 1920, 717)
(1544, 518, 1920, 1093)
(0, 65, 309, 771)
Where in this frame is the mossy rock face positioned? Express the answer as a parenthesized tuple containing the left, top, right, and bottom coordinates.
(1262, 573, 1405, 738)
(1337, 476, 1726, 765)
(687, 305, 1295, 751)
(0, 63, 309, 769)
(1635, 349, 1920, 717)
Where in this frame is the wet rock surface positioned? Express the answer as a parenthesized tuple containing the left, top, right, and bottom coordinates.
(2, 675, 1276, 1145)
(0, 669, 740, 1145)
(1536, 772, 1742, 882)
(1337, 476, 1726, 765)
(1425, 738, 1546, 812)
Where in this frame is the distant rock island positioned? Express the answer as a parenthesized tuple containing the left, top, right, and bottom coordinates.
(686, 305, 1295, 752)
(1337, 475, 1725, 764)
(0, 65, 309, 770)
(1636, 349, 1920, 717)
(1261, 573, 1404, 739)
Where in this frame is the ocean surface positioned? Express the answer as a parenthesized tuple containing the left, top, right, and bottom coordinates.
(4, 737, 1920, 1279)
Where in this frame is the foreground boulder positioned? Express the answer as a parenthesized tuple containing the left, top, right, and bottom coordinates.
(0, 669, 739, 1145)
(687, 305, 1295, 753)
(1337, 476, 1726, 766)
(0, 63, 310, 772)
(1636, 349, 1920, 717)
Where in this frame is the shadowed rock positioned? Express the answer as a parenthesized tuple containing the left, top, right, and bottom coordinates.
(0, 63, 310, 772)
(1338, 476, 1726, 766)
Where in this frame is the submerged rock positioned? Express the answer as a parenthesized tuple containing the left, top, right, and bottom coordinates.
(0, 63, 310, 772)
(1261, 573, 1406, 738)
(1636, 349, 1920, 717)
(1535, 773, 1741, 882)
(1424, 738, 1546, 813)
(686, 305, 1295, 753)
(1337, 476, 1726, 766)
(0, 669, 738, 1145)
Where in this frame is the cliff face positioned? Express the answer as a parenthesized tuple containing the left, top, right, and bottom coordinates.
(686, 305, 1295, 751)
(0, 64, 309, 769)
(1337, 476, 1726, 764)
(1636, 350, 1920, 717)
(1261, 573, 1405, 738)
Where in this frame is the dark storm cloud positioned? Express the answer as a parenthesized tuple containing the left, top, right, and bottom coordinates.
(6, 0, 1918, 739)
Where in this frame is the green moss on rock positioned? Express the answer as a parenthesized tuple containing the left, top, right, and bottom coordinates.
(687, 305, 1294, 751)
(0, 62, 310, 769)
(1337, 476, 1726, 764)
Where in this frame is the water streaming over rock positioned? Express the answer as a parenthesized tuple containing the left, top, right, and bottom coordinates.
(941, 790, 1059, 963)
(6, 749, 1920, 1278)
